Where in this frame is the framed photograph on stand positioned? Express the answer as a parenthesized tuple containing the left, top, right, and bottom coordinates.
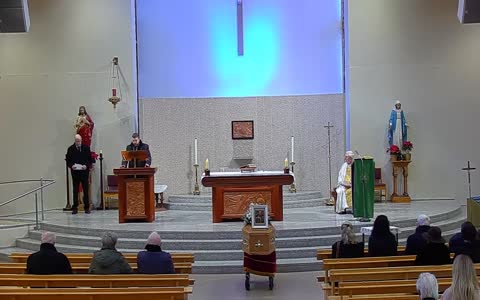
(251, 205, 269, 229)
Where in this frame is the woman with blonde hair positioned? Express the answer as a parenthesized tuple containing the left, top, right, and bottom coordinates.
(441, 254, 480, 300)
(331, 222, 364, 258)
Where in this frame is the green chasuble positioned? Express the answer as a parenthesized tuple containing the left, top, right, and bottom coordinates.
(353, 158, 375, 219)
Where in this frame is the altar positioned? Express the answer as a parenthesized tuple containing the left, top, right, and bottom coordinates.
(201, 171, 294, 223)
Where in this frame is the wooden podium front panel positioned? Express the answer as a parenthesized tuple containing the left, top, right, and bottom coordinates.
(125, 179, 147, 219)
(223, 187, 273, 218)
(114, 168, 156, 223)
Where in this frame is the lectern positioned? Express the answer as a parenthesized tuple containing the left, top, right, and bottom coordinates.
(113, 166, 156, 223)
(353, 158, 375, 221)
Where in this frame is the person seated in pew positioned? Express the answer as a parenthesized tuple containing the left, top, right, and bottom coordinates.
(331, 222, 364, 258)
(26, 232, 72, 274)
(415, 227, 451, 266)
(449, 221, 480, 263)
(441, 254, 480, 300)
(416, 272, 439, 300)
(89, 232, 132, 274)
(368, 215, 398, 257)
(137, 232, 175, 274)
(406, 214, 431, 255)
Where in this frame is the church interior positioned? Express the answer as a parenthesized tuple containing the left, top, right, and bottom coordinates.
(0, 0, 480, 299)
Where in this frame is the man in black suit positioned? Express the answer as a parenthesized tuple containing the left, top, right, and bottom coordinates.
(122, 133, 151, 168)
(66, 134, 93, 214)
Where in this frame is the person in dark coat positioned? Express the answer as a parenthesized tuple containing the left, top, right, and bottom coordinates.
(122, 133, 151, 168)
(415, 226, 451, 266)
(405, 214, 431, 255)
(26, 232, 72, 274)
(368, 215, 398, 257)
(137, 232, 175, 274)
(65, 134, 94, 214)
(449, 221, 479, 263)
(88, 232, 132, 274)
(331, 222, 364, 258)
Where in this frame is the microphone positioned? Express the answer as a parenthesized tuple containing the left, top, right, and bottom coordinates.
(354, 150, 361, 158)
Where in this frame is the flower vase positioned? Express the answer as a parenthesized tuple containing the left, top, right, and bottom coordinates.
(405, 152, 411, 161)
(391, 154, 397, 162)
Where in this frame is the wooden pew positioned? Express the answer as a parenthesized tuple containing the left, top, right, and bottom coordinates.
(328, 294, 425, 300)
(337, 278, 453, 296)
(322, 255, 417, 283)
(0, 273, 194, 288)
(9, 252, 195, 264)
(0, 287, 193, 300)
(0, 262, 192, 274)
(317, 246, 407, 260)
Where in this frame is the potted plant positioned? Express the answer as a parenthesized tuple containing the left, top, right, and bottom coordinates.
(402, 141, 413, 161)
(388, 145, 401, 161)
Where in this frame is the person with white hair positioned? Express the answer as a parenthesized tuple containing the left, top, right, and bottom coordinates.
(416, 272, 439, 300)
(388, 100, 408, 147)
(137, 232, 175, 274)
(405, 214, 431, 255)
(65, 134, 94, 214)
(88, 232, 132, 274)
(335, 151, 355, 214)
(26, 232, 72, 274)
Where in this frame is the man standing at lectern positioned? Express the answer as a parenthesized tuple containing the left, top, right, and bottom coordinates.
(66, 134, 93, 214)
(122, 133, 151, 168)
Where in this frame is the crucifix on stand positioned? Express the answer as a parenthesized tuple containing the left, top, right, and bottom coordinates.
(462, 161, 476, 200)
(324, 122, 334, 194)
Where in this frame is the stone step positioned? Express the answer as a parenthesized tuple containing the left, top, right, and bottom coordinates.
(166, 198, 326, 210)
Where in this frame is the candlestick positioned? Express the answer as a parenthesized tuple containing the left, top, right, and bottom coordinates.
(205, 158, 209, 170)
(284, 158, 289, 169)
(194, 138, 198, 165)
(99, 149, 103, 155)
(289, 161, 297, 193)
(291, 136, 294, 162)
(193, 164, 200, 195)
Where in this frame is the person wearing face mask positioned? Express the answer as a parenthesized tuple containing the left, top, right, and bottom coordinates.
(122, 133, 152, 168)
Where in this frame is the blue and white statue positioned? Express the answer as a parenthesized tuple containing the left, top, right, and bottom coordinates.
(388, 100, 407, 147)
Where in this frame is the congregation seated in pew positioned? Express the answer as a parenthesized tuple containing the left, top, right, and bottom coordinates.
(415, 227, 451, 266)
(331, 222, 364, 258)
(449, 221, 480, 263)
(442, 254, 480, 300)
(368, 215, 398, 257)
(89, 232, 132, 274)
(406, 214, 431, 256)
(137, 232, 175, 274)
(26, 232, 72, 275)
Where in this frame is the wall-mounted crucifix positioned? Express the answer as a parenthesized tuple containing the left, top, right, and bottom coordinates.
(237, 0, 244, 56)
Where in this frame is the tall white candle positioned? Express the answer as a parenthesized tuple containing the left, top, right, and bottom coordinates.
(291, 136, 294, 162)
(194, 138, 198, 165)
(205, 158, 209, 170)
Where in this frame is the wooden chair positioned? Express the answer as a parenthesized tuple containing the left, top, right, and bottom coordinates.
(374, 168, 387, 201)
(103, 175, 119, 208)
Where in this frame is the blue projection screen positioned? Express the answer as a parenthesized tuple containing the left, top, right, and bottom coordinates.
(137, 0, 343, 98)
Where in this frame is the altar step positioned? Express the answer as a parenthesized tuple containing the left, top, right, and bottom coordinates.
(167, 191, 326, 211)
(0, 207, 465, 273)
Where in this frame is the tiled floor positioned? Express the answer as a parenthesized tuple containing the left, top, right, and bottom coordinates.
(191, 272, 323, 300)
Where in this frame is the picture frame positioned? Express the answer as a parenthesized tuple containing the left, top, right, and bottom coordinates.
(251, 204, 269, 229)
(232, 120, 254, 140)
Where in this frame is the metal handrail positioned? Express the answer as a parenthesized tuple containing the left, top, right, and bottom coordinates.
(0, 178, 55, 229)
(0, 179, 55, 185)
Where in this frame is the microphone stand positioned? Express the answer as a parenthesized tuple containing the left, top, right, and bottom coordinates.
(355, 151, 370, 222)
